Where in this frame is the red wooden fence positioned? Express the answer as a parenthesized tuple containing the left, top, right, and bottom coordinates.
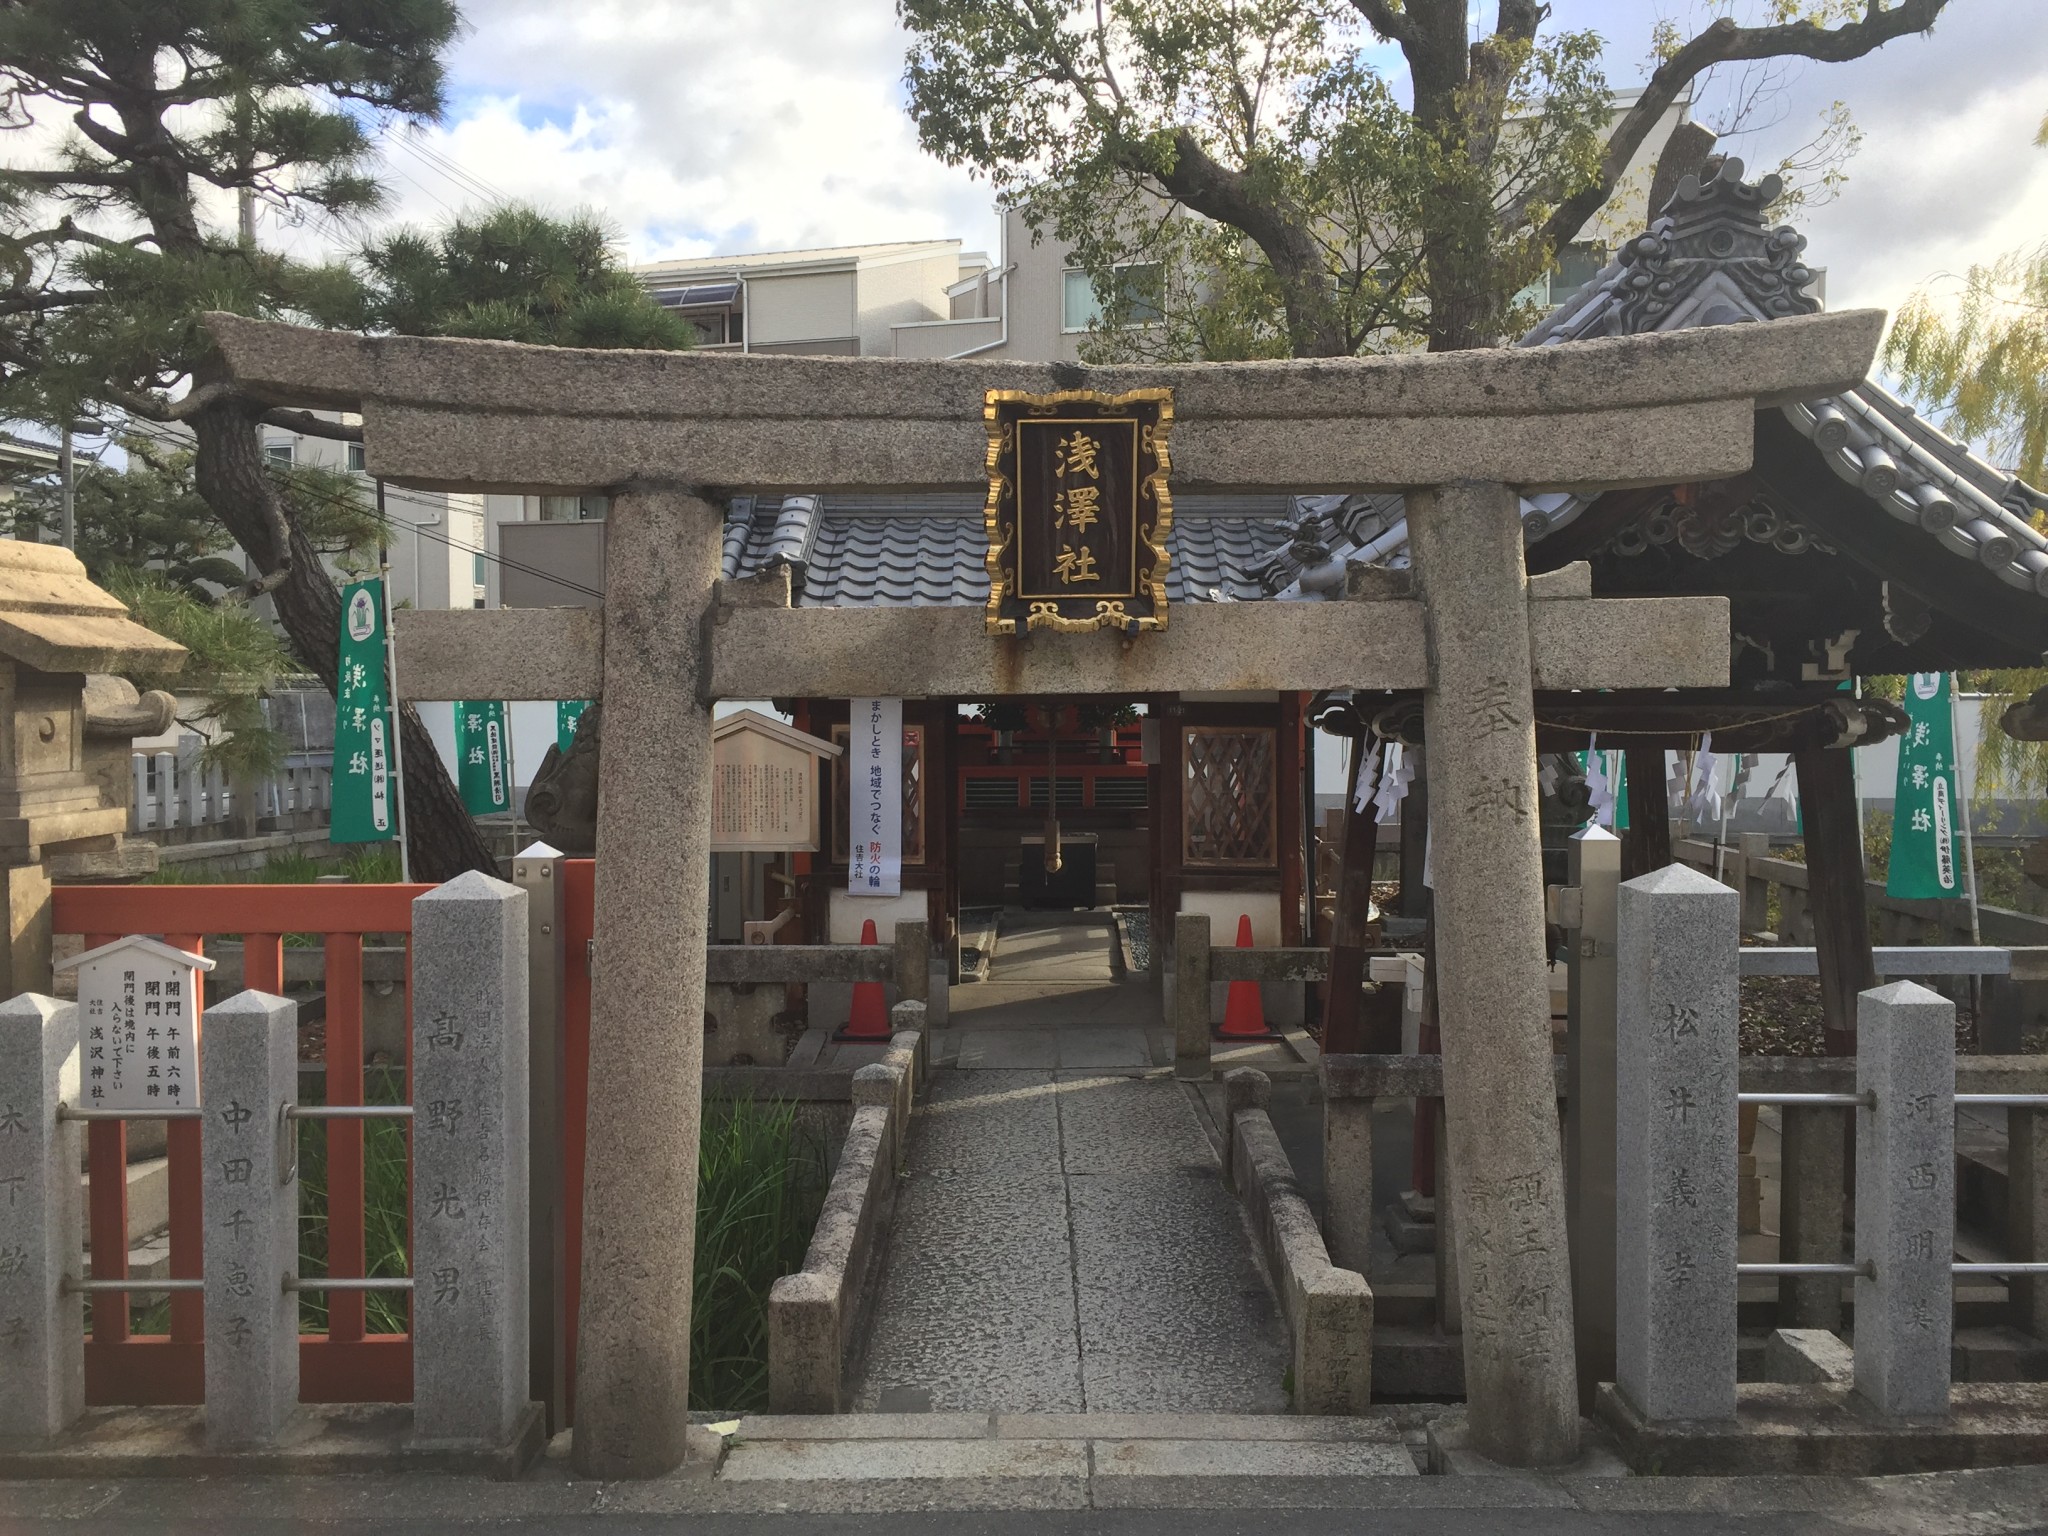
(53, 883, 431, 1405)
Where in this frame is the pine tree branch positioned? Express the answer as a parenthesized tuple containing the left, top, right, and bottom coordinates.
(2, 167, 139, 190)
(260, 408, 362, 442)
(0, 288, 101, 316)
(101, 381, 238, 423)
(1535, 1, 1951, 255)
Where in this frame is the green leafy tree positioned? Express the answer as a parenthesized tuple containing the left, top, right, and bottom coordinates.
(1883, 117, 2048, 803)
(0, 2, 690, 878)
(359, 204, 697, 349)
(899, 0, 1949, 358)
(111, 568, 295, 796)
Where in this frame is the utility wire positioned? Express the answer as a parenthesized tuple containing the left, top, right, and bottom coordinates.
(109, 414, 610, 601)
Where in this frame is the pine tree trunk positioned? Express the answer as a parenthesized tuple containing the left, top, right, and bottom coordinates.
(190, 395, 495, 882)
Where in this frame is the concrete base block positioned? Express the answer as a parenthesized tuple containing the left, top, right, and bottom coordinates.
(1381, 1201, 1436, 1255)
(1424, 1411, 1630, 1477)
(1766, 1329, 1853, 1386)
(1597, 1381, 2048, 1476)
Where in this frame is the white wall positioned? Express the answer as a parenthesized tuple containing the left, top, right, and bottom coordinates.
(747, 270, 857, 346)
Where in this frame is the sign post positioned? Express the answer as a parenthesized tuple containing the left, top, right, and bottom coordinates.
(457, 700, 513, 816)
(557, 699, 591, 752)
(333, 578, 397, 845)
(1888, 672, 1963, 902)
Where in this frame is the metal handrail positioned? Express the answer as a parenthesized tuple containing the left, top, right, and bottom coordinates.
(64, 1277, 203, 1294)
(283, 1105, 412, 1120)
(1736, 1261, 1870, 1278)
(58, 1105, 203, 1121)
(284, 1276, 413, 1292)
(1737, 1093, 1870, 1108)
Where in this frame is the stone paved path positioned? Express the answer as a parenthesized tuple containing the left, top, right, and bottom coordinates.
(856, 915, 1290, 1416)
(854, 1069, 1291, 1414)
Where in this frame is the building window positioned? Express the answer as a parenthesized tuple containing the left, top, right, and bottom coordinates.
(264, 440, 294, 466)
(1062, 264, 1164, 332)
(1182, 727, 1276, 867)
(1550, 243, 1606, 302)
(346, 441, 366, 473)
(539, 495, 609, 522)
(472, 551, 486, 585)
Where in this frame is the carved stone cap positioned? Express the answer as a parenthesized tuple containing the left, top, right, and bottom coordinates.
(0, 541, 187, 675)
(83, 674, 179, 740)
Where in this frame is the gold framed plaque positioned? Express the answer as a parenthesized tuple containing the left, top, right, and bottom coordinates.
(983, 387, 1173, 634)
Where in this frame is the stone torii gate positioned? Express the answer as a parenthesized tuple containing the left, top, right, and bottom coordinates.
(207, 308, 1881, 1476)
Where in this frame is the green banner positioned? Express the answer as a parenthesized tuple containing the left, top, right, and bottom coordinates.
(557, 699, 591, 752)
(333, 579, 396, 844)
(1887, 671, 1961, 899)
(456, 700, 511, 815)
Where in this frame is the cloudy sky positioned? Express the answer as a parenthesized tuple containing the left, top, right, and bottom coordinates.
(313, 0, 2048, 324)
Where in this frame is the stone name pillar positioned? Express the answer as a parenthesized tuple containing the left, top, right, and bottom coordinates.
(200, 990, 299, 1449)
(0, 994, 82, 1443)
(1614, 865, 1740, 1424)
(572, 486, 723, 1479)
(1854, 981, 1955, 1421)
(413, 871, 531, 1448)
(1406, 479, 1578, 1465)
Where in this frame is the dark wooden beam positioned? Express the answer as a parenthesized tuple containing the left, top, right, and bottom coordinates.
(1792, 745, 1875, 1056)
(1622, 745, 1674, 880)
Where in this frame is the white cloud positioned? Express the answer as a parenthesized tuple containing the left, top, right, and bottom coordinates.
(279, 0, 1001, 266)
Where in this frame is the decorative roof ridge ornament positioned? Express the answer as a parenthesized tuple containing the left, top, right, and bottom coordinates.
(983, 387, 1174, 634)
(1609, 157, 1820, 336)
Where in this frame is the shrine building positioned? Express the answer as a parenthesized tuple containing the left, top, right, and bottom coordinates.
(702, 161, 2048, 1015)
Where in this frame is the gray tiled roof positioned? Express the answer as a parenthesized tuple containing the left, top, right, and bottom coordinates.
(721, 159, 2048, 611)
(721, 492, 1288, 606)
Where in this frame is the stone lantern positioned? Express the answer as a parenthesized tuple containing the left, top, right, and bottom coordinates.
(0, 539, 186, 995)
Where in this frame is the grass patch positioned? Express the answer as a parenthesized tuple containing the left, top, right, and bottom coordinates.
(692, 1099, 827, 1411)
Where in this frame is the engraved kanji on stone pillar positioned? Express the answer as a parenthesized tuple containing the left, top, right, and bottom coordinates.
(200, 990, 299, 1449)
(1854, 981, 1955, 1420)
(0, 994, 82, 1443)
(1615, 865, 1740, 1424)
(412, 871, 532, 1448)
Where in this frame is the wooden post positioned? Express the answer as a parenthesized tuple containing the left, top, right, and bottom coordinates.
(1622, 745, 1672, 881)
(1775, 747, 1871, 1334)
(1174, 912, 1212, 1080)
(1279, 691, 1305, 947)
(1792, 747, 1873, 1056)
(1321, 731, 1382, 1056)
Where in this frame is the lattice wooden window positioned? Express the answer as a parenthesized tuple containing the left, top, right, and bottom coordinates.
(1182, 727, 1276, 866)
(831, 723, 926, 865)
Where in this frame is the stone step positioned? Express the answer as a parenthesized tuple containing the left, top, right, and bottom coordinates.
(720, 1412, 1422, 1482)
(79, 1155, 169, 1250)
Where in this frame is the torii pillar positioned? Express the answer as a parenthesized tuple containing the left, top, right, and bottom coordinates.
(202, 304, 1884, 1477)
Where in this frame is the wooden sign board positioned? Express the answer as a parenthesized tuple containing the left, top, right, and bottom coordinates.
(710, 709, 842, 852)
(984, 387, 1173, 634)
(57, 935, 217, 1112)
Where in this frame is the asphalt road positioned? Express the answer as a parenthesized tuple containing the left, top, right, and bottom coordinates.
(0, 1512, 2030, 1535)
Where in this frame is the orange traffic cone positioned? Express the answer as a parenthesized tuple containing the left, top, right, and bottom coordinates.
(838, 918, 891, 1041)
(1217, 913, 1274, 1038)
